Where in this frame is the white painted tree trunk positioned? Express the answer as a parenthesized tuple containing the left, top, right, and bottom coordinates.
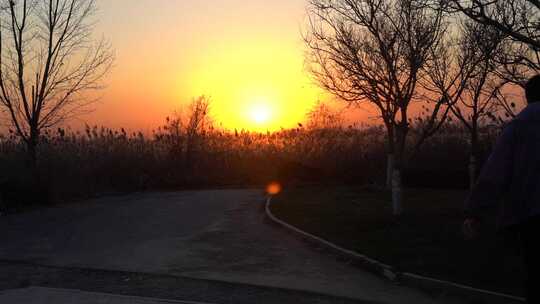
(468, 155, 477, 190)
(391, 169, 403, 216)
(386, 154, 394, 189)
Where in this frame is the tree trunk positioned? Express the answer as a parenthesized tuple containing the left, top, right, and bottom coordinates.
(185, 132, 197, 174)
(385, 123, 395, 189)
(25, 126, 40, 185)
(26, 129, 39, 172)
(391, 168, 403, 216)
(386, 153, 394, 189)
(391, 120, 408, 217)
(468, 155, 477, 190)
(469, 128, 479, 190)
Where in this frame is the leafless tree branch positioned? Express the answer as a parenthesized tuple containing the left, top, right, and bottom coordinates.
(0, 0, 114, 163)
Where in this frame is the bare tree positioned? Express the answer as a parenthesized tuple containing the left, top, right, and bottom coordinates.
(307, 100, 344, 129)
(158, 96, 212, 162)
(305, 0, 447, 215)
(423, 20, 502, 189)
(0, 0, 114, 165)
(185, 96, 211, 167)
(446, 0, 540, 74)
(427, 1, 535, 189)
(446, 0, 539, 49)
(450, 22, 507, 189)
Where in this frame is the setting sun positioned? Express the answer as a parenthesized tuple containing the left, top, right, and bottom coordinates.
(248, 102, 273, 125)
(80, 1, 327, 132)
(0, 0, 536, 301)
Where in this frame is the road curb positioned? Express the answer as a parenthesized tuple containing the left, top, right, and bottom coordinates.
(265, 196, 526, 304)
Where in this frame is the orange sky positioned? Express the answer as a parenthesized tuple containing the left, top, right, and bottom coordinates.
(81, 0, 334, 132)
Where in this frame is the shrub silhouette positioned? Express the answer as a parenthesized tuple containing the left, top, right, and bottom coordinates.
(0, 117, 500, 208)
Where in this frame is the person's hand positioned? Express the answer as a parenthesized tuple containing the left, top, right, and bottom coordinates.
(463, 217, 481, 240)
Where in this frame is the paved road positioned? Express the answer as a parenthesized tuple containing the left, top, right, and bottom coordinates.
(0, 190, 453, 303)
(0, 287, 215, 304)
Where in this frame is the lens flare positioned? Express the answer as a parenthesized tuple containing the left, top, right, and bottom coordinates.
(266, 182, 282, 195)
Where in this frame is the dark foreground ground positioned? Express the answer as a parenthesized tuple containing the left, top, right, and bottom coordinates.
(271, 186, 525, 297)
(0, 261, 370, 304)
(0, 189, 452, 304)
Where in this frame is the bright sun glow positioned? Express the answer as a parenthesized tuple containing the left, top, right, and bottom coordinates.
(184, 38, 323, 132)
(249, 103, 272, 125)
(84, 2, 328, 131)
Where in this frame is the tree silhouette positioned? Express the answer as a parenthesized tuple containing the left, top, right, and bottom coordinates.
(446, 0, 539, 77)
(0, 0, 114, 166)
(307, 101, 343, 130)
(305, 0, 448, 215)
(446, 0, 539, 50)
(428, 21, 508, 189)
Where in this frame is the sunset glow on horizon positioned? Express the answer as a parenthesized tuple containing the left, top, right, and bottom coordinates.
(84, 0, 325, 132)
(248, 100, 273, 125)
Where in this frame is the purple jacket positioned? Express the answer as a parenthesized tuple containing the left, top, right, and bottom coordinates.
(466, 103, 540, 227)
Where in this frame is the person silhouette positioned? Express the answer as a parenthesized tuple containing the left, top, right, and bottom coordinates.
(464, 74, 540, 303)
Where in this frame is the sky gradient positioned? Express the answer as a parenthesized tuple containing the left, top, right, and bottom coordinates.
(85, 0, 326, 131)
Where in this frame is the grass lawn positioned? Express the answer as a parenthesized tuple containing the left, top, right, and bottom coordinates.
(271, 186, 525, 297)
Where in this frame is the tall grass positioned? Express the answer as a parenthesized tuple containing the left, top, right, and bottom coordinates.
(0, 117, 500, 209)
